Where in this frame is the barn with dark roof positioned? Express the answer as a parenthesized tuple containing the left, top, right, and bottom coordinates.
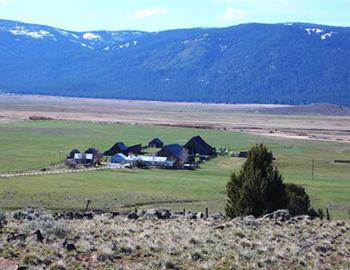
(148, 138, 164, 148)
(157, 144, 188, 163)
(184, 136, 215, 156)
(67, 149, 81, 160)
(85, 148, 102, 165)
(104, 142, 128, 156)
(127, 144, 142, 155)
(85, 147, 100, 156)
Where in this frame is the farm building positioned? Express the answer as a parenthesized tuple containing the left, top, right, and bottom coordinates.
(111, 153, 131, 164)
(127, 144, 142, 155)
(238, 151, 248, 158)
(132, 156, 168, 167)
(67, 149, 81, 160)
(85, 148, 100, 156)
(84, 148, 102, 165)
(148, 138, 164, 148)
(111, 154, 171, 168)
(66, 149, 84, 166)
(157, 144, 189, 165)
(104, 142, 128, 156)
(184, 136, 215, 156)
(237, 151, 275, 160)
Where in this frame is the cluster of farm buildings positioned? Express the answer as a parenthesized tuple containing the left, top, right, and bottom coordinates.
(66, 136, 217, 170)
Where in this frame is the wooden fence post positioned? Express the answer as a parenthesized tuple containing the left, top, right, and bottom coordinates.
(85, 200, 91, 212)
(205, 208, 209, 219)
(326, 208, 331, 221)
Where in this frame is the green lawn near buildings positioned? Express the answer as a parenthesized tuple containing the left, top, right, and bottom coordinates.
(0, 120, 349, 219)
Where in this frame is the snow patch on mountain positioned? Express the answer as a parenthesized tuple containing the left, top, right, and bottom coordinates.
(9, 27, 53, 39)
(81, 43, 94, 49)
(305, 28, 324, 35)
(321, 32, 336, 40)
(305, 28, 336, 40)
(119, 42, 130, 49)
(83, 32, 102, 41)
(56, 29, 79, 39)
(119, 41, 138, 49)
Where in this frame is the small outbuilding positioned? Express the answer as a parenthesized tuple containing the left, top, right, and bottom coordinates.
(67, 149, 81, 160)
(238, 151, 248, 158)
(148, 138, 164, 148)
(184, 136, 215, 156)
(237, 151, 275, 160)
(104, 142, 128, 156)
(66, 149, 85, 167)
(84, 148, 102, 165)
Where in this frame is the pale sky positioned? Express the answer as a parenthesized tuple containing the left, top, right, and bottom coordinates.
(0, 0, 349, 31)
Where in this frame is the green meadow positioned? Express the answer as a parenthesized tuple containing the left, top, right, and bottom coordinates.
(0, 120, 349, 218)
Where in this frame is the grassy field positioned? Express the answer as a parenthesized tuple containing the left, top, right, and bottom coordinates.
(0, 120, 350, 218)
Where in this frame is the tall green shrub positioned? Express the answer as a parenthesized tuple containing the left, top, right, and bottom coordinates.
(226, 144, 317, 218)
(284, 183, 311, 216)
(226, 144, 288, 218)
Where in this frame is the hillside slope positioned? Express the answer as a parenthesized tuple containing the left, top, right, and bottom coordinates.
(0, 20, 350, 105)
(0, 209, 349, 269)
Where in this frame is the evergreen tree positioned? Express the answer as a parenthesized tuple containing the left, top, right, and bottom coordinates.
(284, 183, 311, 216)
(226, 144, 288, 218)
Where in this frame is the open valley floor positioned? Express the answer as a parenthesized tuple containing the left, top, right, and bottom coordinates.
(0, 95, 350, 219)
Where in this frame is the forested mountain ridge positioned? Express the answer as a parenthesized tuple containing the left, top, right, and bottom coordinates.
(1, 19, 350, 105)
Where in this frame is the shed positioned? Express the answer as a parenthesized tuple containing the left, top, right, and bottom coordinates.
(104, 141, 128, 156)
(85, 148, 100, 156)
(238, 151, 248, 158)
(237, 151, 275, 160)
(148, 138, 164, 148)
(67, 149, 81, 160)
(184, 136, 215, 156)
(127, 144, 142, 155)
(84, 148, 102, 165)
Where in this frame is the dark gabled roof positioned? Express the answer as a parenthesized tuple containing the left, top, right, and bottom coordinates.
(68, 149, 80, 159)
(127, 144, 142, 155)
(85, 148, 100, 156)
(184, 136, 215, 156)
(157, 144, 185, 160)
(148, 138, 164, 147)
(115, 142, 128, 151)
(104, 141, 128, 156)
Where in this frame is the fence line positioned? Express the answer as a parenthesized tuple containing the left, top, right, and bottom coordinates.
(0, 167, 108, 179)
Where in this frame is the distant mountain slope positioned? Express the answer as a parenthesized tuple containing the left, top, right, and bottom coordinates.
(0, 19, 350, 105)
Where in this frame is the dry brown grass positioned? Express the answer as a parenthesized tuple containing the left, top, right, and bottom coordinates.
(1, 209, 350, 269)
(1, 94, 350, 143)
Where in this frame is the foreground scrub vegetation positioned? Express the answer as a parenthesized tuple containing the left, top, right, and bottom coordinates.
(0, 208, 349, 269)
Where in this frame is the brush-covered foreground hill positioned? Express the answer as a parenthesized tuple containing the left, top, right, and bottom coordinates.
(0, 209, 349, 269)
(0, 20, 350, 105)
